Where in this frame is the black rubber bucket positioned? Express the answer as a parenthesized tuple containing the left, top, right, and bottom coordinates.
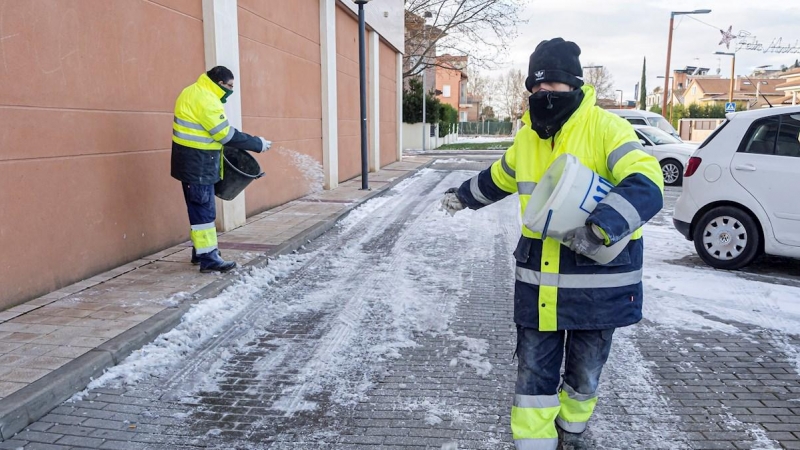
(214, 147, 265, 201)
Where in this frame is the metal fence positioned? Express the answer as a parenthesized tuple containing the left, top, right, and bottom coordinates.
(458, 121, 513, 136)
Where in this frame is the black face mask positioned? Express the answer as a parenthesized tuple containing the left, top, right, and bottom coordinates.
(528, 88, 585, 139)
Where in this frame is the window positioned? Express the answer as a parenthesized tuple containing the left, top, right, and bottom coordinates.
(692, 86, 697, 95)
(626, 118, 648, 125)
(443, 85, 451, 98)
(740, 115, 800, 157)
(776, 114, 800, 157)
(647, 116, 680, 138)
(460, 111, 468, 122)
(635, 131, 651, 146)
(638, 127, 681, 145)
(740, 117, 779, 155)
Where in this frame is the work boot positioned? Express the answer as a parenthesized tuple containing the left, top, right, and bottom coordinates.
(557, 425, 588, 450)
(198, 249, 236, 273)
(192, 248, 222, 265)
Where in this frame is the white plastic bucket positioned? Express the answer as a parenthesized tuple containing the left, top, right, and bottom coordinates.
(522, 154, 631, 264)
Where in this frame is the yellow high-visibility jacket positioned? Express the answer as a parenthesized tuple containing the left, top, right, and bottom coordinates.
(170, 74, 261, 184)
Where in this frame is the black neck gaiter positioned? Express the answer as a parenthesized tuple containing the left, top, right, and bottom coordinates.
(529, 89, 585, 139)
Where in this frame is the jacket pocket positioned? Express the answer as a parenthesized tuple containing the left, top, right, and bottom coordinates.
(514, 237, 533, 264)
(575, 246, 631, 267)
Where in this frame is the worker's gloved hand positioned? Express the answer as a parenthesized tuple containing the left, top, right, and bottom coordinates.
(258, 137, 272, 153)
(564, 224, 606, 257)
(440, 188, 465, 216)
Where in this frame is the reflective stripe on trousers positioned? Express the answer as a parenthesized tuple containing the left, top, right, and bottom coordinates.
(512, 394, 560, 450)
(556, 382, 597, 433)
(190, 222, 218, 254)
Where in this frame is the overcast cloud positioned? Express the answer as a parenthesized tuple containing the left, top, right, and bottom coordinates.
(489, 0, 800, 101)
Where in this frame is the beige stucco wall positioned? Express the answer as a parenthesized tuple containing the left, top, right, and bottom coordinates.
(0, 0, 205, 309)
(236, 0, 324, 215)
(682, 81, 707, 106)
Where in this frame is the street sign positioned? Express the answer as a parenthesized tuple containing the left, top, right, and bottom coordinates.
(725, 102, 736, 113)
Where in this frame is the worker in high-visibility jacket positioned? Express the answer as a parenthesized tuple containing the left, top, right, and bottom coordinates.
(441, 38, 664, 449)
(171, 66, 272, 273)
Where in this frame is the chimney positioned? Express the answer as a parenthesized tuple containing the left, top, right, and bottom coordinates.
(735, 76, 741, 92)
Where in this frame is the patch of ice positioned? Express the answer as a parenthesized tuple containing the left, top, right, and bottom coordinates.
(452, 335, 492, 377)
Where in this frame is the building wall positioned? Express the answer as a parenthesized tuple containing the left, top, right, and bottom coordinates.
(336, 5, 370, 182)
(0, 0, 205, 309)
(435, 67, 462, 112)
(1, 0, 404, 310)
(379, 41, 398, 167)
(339, 0, 404, 51)
(236, 0, 324, 215)
(682, 81, 706, 106)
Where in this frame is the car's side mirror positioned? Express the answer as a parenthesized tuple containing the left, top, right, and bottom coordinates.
(640, 139, 648, 146)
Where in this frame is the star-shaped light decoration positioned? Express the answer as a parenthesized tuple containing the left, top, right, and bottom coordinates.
(719, 26, 736, 49)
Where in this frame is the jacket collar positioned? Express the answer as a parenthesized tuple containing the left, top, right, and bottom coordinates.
(197, 73, 225, 99)
(521, 85, 597, 137)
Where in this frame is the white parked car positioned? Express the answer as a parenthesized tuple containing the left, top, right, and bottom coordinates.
(633, 125, 698, 186)
(673, 105, 800, 270)
(608, 109, 681, 139)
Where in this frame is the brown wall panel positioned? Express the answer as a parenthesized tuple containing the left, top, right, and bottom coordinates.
(0, 151, 185, 306)
(0, 0, 204, 308)
(336, 5, 369, 183)
(237, 0, 323, 216)
(379, 41, 397, 167)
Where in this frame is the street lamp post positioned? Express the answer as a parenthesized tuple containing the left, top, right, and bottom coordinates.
(657, 75, 675, 122)
(420, 11, 432, 151)
(354, 0, 372, 190)
(663, 9, 712, 118)
(616, 89, 623, 107)
(715, 51, 736, 104)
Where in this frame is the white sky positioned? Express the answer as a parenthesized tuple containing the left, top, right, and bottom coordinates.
(490, 0, 800, 101)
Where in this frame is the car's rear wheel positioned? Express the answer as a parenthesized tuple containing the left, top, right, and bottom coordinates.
(693, 206, 760, 270)
(661, 158, 683, 186)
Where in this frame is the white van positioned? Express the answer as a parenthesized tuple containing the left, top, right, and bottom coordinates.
(606, 109, 681, 140)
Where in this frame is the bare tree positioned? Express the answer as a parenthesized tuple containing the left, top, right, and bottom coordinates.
(404, 0, 526, 78)
(495, 69, 528, 121)
(583, 64, 615, 100)
(465, 67, 493, 119)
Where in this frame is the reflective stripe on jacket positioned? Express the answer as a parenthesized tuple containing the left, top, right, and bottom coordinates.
(171, 74, 233, 184)
(457, 85, 664, 331)
(173, 74, 234, 150)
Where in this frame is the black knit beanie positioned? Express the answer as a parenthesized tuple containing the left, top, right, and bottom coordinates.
(525, 38, 584, 92)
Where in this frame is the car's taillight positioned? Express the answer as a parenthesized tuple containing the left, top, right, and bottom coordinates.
(685, 157, 702, 177)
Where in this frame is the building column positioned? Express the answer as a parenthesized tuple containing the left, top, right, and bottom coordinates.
(396, 52, 403, 162)
(793, 91, 797, 106)
(320, 0, 339, 189)
(203, 0, 245, 231)
(368, 30, 380, 172)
